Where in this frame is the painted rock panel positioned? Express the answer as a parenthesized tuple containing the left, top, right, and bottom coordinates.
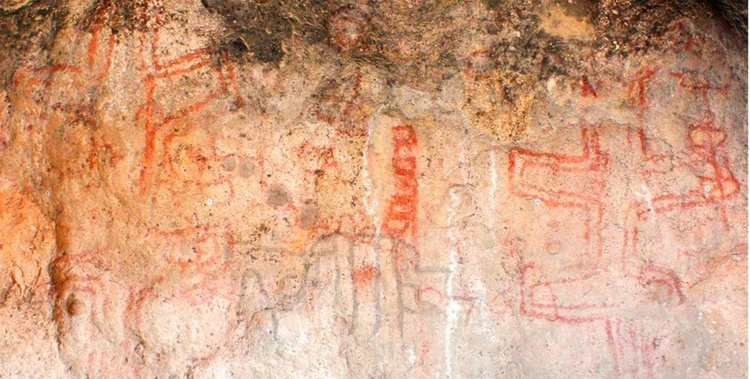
(0, 0, 746, 377)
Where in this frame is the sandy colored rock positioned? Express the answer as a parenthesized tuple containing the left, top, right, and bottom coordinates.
(0, 0, 746, 378)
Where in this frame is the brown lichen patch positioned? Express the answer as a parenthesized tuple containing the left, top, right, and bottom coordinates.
(365, 0, 463, 91)
(592, 0, 707, 57)
(81, 0, 157, 33)
(538, 3, 594, 41)
(204, 0, 337, 65)
(0, 0, 34, 13)
(462, 67, 537, 142)
(0, 0, 66, 82)
(464, 0, 598, 141)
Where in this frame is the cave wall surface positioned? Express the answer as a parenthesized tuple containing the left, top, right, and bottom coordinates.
(0, 0, 747, 378)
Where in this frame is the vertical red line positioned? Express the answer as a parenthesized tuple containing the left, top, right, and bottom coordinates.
(96, 33, 116, 82)
(139, 75, 157, 191)
(627, 325, 638, 373)
(621, 229, 629, 272)
(581, 76, 598, 98)
(637, 129, 646, 156)
(222, 51, 244, 107)
(719, 205, 730, 231)
(87, 24, 100, 70)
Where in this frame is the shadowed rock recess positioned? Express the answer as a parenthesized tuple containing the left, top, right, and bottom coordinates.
(0, 0, 746, 377)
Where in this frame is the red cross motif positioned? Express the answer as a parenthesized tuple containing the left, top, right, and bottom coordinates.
(135, 5, 243, 197)
(508, 70, 739, 376)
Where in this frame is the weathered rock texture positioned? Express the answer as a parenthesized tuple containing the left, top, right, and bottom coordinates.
(0, 0, 746, 378)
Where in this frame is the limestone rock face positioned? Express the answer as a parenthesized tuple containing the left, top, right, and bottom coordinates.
(0, 0, 746, 378)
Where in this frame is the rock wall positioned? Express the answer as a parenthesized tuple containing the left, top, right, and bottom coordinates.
(0, 0, 746, 378)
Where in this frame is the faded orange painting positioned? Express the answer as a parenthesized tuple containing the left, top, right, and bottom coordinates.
(0, 0, 746, 377)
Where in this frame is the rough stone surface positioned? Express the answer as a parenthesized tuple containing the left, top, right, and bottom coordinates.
(0, 0, 746, 378)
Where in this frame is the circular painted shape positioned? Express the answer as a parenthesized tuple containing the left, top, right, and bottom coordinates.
(266, 185, 289, 207)
(545, 240, 562, 255)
